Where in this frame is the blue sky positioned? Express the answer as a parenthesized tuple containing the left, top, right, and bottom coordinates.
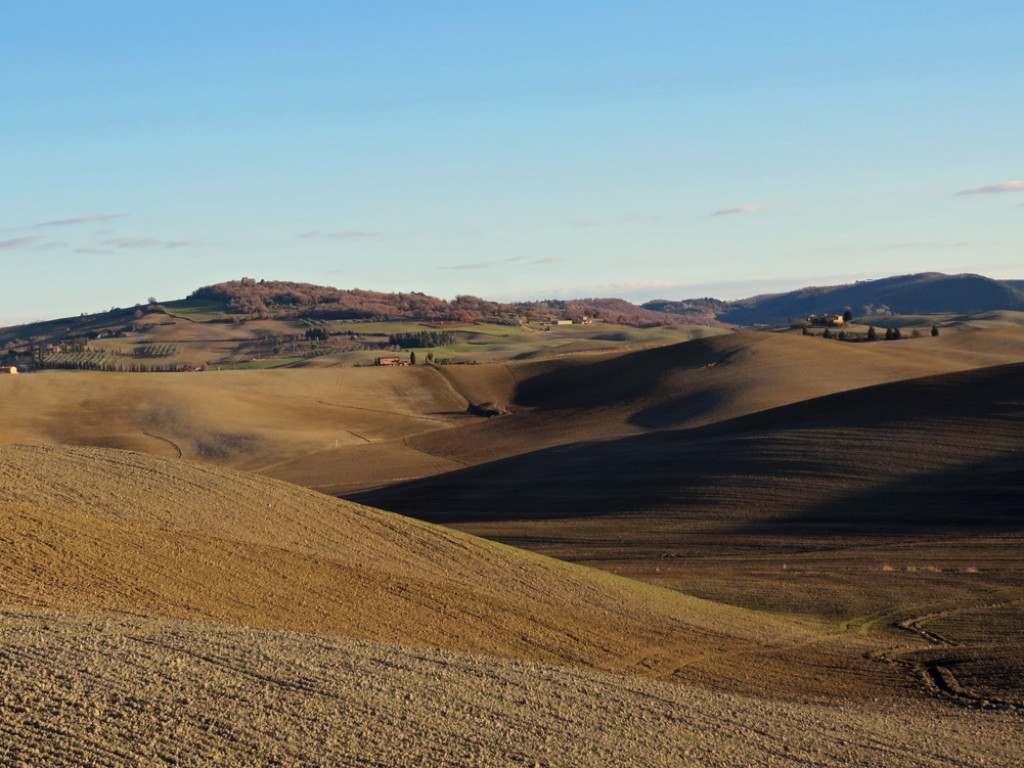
(2, 1, 1022, 324)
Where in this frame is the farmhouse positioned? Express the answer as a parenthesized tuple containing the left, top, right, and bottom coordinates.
(807, 314, 845, 327)
(375, 356, 409, 366)
(0, 366, 18, 374)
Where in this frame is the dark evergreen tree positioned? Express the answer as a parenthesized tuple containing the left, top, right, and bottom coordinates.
(867, 326, 877, 341)
(931, 324, 939, 337)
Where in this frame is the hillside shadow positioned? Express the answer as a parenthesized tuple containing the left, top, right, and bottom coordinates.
(627, 389, 723, 429)
(347, 426, 836, 524)
(746, 450, 1024, 536)
(512, 338, 737, 411)
(350, 361, 1024, 529)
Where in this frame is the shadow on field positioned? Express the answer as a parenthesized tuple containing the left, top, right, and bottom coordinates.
(512, 339, 738, 412)
(754, 450, 1024, 535)
(350, 362, 1024, 532)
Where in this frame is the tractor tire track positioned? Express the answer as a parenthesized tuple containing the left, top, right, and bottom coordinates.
(142, 432, 182, 459)
(879, 600, 1024, 712)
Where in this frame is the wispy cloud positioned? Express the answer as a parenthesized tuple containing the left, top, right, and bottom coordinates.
(0, 236, 44, 251)
(711, 205, 766, 217)
(35, 240, 68, 249)
(440, 262, 490, 271)
(487, 272, 888, 303)
(441, 255, 562, 270)
(103, 238, 161, 248)
(36, 214, 127, 227)
(955, 181, 1024, 196)
(891, 240, 990, 249)
(76, 247, 113, 254)
(490, 279, 702, 301)
(166, 241, 195, 248)
(299, 230, 374, 239)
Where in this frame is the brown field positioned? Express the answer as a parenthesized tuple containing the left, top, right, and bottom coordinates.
(353, 337, 1024, 711)
(2, 608, 1019, 768)
(2, 444, 1022, 766)
(4, 324, 1024, 763)
(0, 443, 836, 693)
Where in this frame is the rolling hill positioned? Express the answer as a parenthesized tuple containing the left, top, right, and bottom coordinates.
(0, 442, 832, 693)
(4, 328, 1024, 498)
(4, 303, 1024, 764)
(351, 359, 1024, 710)
(380, 326, 1024, 475)
(3, 446, 1021, 766)
(645, 272, 1024, 325)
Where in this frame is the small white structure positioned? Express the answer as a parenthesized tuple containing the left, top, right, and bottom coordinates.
(0, 366, 19, 374)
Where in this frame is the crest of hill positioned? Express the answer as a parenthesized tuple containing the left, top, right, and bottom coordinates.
(644, 272, 1024, 325)
(0, 443, 812, 687)
(400, 328, 1024, 469)
(189, 278, 709, 325)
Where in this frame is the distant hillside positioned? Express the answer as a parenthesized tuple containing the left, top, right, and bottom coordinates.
(191, 279, 710, 325)
(645, 273, 1024, 325)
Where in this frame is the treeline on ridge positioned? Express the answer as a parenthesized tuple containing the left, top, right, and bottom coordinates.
(389, 331, 456, 348)
(189, 279, 709, 326)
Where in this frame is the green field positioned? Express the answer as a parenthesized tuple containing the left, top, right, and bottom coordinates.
(162, 299, 229, 322)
